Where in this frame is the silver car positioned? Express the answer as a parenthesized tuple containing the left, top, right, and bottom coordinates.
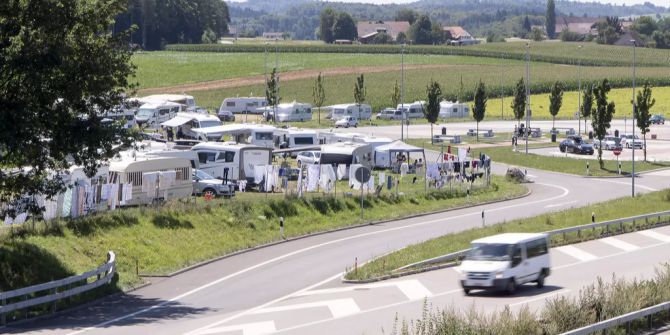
(296, 151, 321, 166)
(192, 169, 235, 198)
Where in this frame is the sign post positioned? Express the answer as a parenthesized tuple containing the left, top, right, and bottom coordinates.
(613, 148, 622, 174)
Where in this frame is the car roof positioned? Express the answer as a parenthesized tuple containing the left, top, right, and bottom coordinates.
(471, 233, 548, 245)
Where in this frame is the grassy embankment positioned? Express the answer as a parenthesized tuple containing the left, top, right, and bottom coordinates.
(0, 175, 525, 292)
(345, 188, 670, 281)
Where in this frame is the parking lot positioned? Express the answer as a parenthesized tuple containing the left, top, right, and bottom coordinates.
(527, 139, 670, 162)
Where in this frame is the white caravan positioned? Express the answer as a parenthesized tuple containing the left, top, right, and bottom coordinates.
(190, 123, 276, 148)
(191, 142, 273, 183)
(161, 112, 224, 141)
(138, 94, 197, 111)
(108, 157, 193, 206)
(274, 128, 318, 150)
(219, 97, 267, 115)
(135, 101, 183, 128)
(328, 104, 372, 121)
(267, 102, 313, 122)
(459, 233, 551, 295)
(439, 101, 470, 119)
(397, 101, 425, 119)
(319, 142, 374, 168)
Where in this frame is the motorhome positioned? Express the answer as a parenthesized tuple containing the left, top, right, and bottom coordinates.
(319, 142, 374, 168)
(219, 97, 267, 115)
(161, 112, 224, 141)
(459, 233, 551, 295)
(439, 101, 470, 119)
(139, 94, 197, 112)
(317, 132, 362, 145)
(101, 108, 135, 129)
(274, 128, 318, 150)
(135, 101, 183, 128)
(263, 102, 313, 122)
(189, 123, 276, 148)
(107, 157, 193, 206)
(397, 101, 425, 119)
(328, 104, 372, 121)
(190, 142, 273, 183)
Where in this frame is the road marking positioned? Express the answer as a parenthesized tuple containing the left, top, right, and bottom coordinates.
(295, 279, 431, 301)
(251, 298, 360, 318)
(637, 230, 670, 243)
(600, 237, 639, 252)
(507, 289, 571, 307)
(193, 321, 275, 335)
(592, 178, 658, 192)
(396, 280, 433, 300)
(544, 200, 577, 208)
(555, 245, 598, 262)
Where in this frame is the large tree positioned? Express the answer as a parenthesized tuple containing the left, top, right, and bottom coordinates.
(0, 0, 135, 216)
(332, 11, 358, 41)
(549, 81, 564, 130)
(581, 84, 594, 135)
(312, 73, 326, 125)
(266, 68, 280, 123)
(472, 80, 488, 142)
(354, 74, 366, 120)
(408, 15, 433, 45)
(591, 79, 616, 168)
(546, 0, 556, 39)
(424, 80, 442, 143)
(635, 83, 655, 162)
(319, 8, 337, 43)
(511, 78, 526, 126)
(391, 81, 401, 109)
(395, 9, 418, 25)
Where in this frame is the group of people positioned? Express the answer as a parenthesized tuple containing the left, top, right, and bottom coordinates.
(163, 126, 183, 142)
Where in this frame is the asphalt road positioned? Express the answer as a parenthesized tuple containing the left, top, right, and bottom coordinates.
(8, 162, 670, 335)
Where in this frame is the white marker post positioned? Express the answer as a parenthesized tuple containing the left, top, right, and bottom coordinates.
(481, 210, 485, 227)
(279, 216, 285, 240)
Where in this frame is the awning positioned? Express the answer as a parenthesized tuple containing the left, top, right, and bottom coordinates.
(161, 116, 193, 127)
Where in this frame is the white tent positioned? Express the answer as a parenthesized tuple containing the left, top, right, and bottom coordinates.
(374, 140, 426, 169)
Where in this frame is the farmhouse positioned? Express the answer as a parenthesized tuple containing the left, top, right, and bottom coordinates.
(356, 21, 410, 44)
(555, 16, 602, 36)
(262, 32, 288, 40)
(443, 26, 479, 45)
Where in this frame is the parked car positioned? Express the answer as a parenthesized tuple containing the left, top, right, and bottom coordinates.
(296, 151, 321, 166)
(217, 109, 235, 122)
(650, 114, 665, 125)
(376, 108, 403, 120)
(592, 136, 622, 151)
(192, 169, 235, 198)
(335, 116, 358, 128)
(559, 136, 594, 155)
(620, 134, 644, 149)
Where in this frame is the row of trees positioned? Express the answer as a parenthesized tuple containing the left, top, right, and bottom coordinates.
(319, 8, 357, 43)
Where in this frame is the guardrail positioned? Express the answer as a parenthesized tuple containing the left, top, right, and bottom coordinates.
(396, 210, 670, 272)
(560, 301, 670, 335)
(0, 251, 116, 325)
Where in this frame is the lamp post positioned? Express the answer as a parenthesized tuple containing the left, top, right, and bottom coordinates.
(525, 43, 531, 155)
(400, 43, 405, 141)
(577, 45, 582, 135)
(500, 54, 504, 119)
(275, 45, 279, 125)
(631, 40, 636, 197)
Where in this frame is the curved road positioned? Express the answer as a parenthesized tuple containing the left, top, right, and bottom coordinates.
(10, 162, 670, 335)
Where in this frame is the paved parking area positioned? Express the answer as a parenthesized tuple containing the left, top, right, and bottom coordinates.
(528, 139, 670, 162)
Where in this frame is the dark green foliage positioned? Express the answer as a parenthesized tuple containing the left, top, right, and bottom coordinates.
(549, 81, 564, 129)
(395, 9, 418, 25)
(312, 73, 326, 124)
(354, 74, 366, 106)
(512, 78, 526, 124)
(266, 67, 280, 121)
(472, 80, 488, 141)
(582, 84, 594, 132)
(591, 79, 616, 167)
(372, 32, 394, 44)
(332, 11, 357, 41)
(425, 80, 442, 141)
(546, 0, 556, 39)
(0, 0, 135, 215)
(319, 8, 337, 43)
(635, 83, 655, 162)
(391, 81, 401, 108)
(409, 15, 433, 45)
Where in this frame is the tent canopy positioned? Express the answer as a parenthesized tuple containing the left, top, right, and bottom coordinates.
(161, 115, 193, 128)
(375, 140, 424, 153)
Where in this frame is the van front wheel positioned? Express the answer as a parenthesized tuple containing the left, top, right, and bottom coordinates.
(505, 278, 516, 294)
(536, 272, 545, 288)
(463, 288, 470, 295)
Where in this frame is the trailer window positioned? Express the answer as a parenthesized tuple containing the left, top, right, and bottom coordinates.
(175, 167, 190, 181)
(226, 101, 235, 107)
(453, 108, 458, 114)
(294, 137, 314, 145)
(159, 108, 169, 116)
(255, 132, 273, 141)
(197, 152, 217, 164)
(127, 171, 142, 186)
(217, 151, 235, 162)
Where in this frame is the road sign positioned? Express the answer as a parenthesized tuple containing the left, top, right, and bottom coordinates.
(613, 148, 622, 156)
(354, 166, 371, 184)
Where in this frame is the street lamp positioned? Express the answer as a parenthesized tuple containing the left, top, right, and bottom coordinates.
(577, 45, 582, 135)
(631, 40, 637, 197)
(525, 42, 531, 155)
(262, 42, 269, 124)
(400, 43, 406, 141)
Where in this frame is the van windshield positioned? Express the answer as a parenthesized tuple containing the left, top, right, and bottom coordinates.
(466, 243, 512, 261)
(137, 109, 155, 118)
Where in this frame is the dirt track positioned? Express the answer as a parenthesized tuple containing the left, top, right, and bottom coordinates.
(138, 64, 468, 94)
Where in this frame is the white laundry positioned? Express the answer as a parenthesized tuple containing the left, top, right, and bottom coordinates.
(349, 164, 362, 190)
(400, 162, 409, 178)
(4, 216, 13, 225)
(62, 188, 73, 217)
(142, 172, 159, 196)
(43, 198, 59, 221)
(254, 165, 267, 184)
(426, 163, 440, 179)
(319, 165, 336, 192)
(337, 164, 347, 180)
(297, 168, 304, 197)
(378, 172, 385, 186)
(108, 184, 119, 210)
(367, 175, 375, 190)
(458, 148, 468, 161)
(306, 165, 321, 192)
(13, 213, 28, 224)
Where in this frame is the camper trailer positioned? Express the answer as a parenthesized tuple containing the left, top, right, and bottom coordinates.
(191, 142, 273, 183)
(107, 157, 193, 206)
(319, 142, 374, 168)
(161, 112, 224, 141)
(190, 123, 276, 148)
(135, 101, 183, 128)
(263, 102, 312, 122)
(353, 136, 393, 149)
(439, 101, 470, 119)
(328, 104, 372, 121)
(274, 128, 318, 150)
(397, 101, 425, 119)
(219, 97, 268, 115)
(139, 94, 197, 112)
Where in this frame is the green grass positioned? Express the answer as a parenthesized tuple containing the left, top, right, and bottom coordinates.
(346, 189, 670, 281)
(0, 175, 525, 291)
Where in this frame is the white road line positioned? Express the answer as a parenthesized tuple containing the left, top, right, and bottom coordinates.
(295, 279, 432, 301)
(555, 245, 598, 262)
(251, 298, 360, 318)
(544, 200, 577, 208)
(192, 321, 275, 335)
(600, 237, 639, 252)
(396, 280, 433, 300)
(638, 230, 670, 243)
(592, 178, 658, 192)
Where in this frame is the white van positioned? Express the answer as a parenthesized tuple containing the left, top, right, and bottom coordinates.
(191, 142, 273, 183)
(329, 104, 372, 121)
(219, 97, 267, 115)
(161, 112, 223, 141)
(270, 102, 313, 122)
(135, 101, 183, 128)
(439, 101, 470, 119)
(459, 233, 551, 295)
(397, 101, 425, 119)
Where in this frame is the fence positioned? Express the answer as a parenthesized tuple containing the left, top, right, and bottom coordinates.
(0, 251, 116, 325)
(560, 301, 670, 335)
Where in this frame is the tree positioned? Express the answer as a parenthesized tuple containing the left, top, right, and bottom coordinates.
(591, 79, 616, 168)
(523, 16, 532, 34)
(511, 78, 526, 125)
(582, 84, 594, 134)
(635, 83, 655, 162)
(472, 81, 488, 142)
(332, 11, 357, 41)
(632, 16, 658, 37)
(396, 32, 407, 44)
(546, 0, 556, 39)
(391, 81, 401, 109)
(319, 8, 336, 43)
(531, 27, 545, 41)
(395, 9, 418, 25)
(201, 28, 217, 44)
(354, 74, 366, 120)
(0, 0, 135, 216)
(372, 32, 393, 44)
(431, 23, 445, 44)
(408, 15, 433, 45)
(266, 68, 280, 123)
(312, 73, 326, 125)
(549, 81, 564, 130)
(425, 80, 442, 143)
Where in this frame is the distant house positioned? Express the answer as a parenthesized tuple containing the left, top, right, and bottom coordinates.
(443, 26, 479, 45)
(263, 32, 288, 40)
(555, 17, 602, 37)
(356, 21, 410, 44)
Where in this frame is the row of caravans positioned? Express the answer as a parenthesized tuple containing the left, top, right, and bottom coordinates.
(218, 97, 374, 122)
(386, 101, 470, 119)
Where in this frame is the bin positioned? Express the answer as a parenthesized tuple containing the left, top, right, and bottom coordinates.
(652, 134, 657, 140)
(551, 133, 557, 142)
(588, 131, 594, 140)
(614, 129, 619, 137)
(441, 127, 447, 135)
(387, 175, 393, 190)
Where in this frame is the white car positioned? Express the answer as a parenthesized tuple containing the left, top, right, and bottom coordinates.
(620, 134, 644, 149)
(296, 151, 321, 166)
(335, 116, 358, 128)
(592, 136, 622, 151)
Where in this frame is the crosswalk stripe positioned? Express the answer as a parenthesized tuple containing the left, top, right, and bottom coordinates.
(637, 230, 670, 243)
(396, 280, 432, 300)
(295, 279, 431, 301)
(194, 321, 275, 335)
(251, 298, 360, 318)
(600, 237, 639, 252)
(555, 245, 598, 262)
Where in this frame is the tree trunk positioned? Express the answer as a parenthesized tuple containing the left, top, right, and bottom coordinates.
(476, 121, 479, 142)
(430, 123, 433, 145)
(598, 141, 603, 169)
(643, 133, 647, 162)
(318, 107, 320, 125)
(552, 116, 555, 130)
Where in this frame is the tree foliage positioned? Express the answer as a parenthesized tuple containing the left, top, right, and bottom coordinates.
(266, 68, 280, 122)
(0, 0, 135, 214)
(319, 8, 337, 43)
(409, 15, 434, 45)
(332, 11, 357, 41)
(511, 78, 526, 124)
(591, 79, 616, 167)
(546, 0, 556, 39)
(472, 80, 487, 142)
(312, 73, 326, 125)
(391, 81, 401, 108)
(549, 81, 563, 129)
(354, 74, 366, 105)
(635, 83, 655, 161)
(424, 80, 442, 142)
(582, 84, 594, 134)
(395, 9, 418, 25)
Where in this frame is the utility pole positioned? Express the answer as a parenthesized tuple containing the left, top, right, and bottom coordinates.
(578, 45, 582, 135)
(525, 43, 531, 155)
(400, 43, 405, 141)
(631, 40, 636, 197)
(500, 54, 504, 120)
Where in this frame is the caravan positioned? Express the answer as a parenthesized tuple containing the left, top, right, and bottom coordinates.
(219, 97, 268, 115)
(274, 128, 318, 150)
(161, 112, 224, 141)
(139, 94, 197, 112)
(397, 101, 425, 119)
(135, 101, 183, 128)
(191, 142, 272, 183)
(264, 102, 313, 122)
(328, 104, 372, 121)
(319, 142, 374, 168)
(439, 101, 470, 119)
